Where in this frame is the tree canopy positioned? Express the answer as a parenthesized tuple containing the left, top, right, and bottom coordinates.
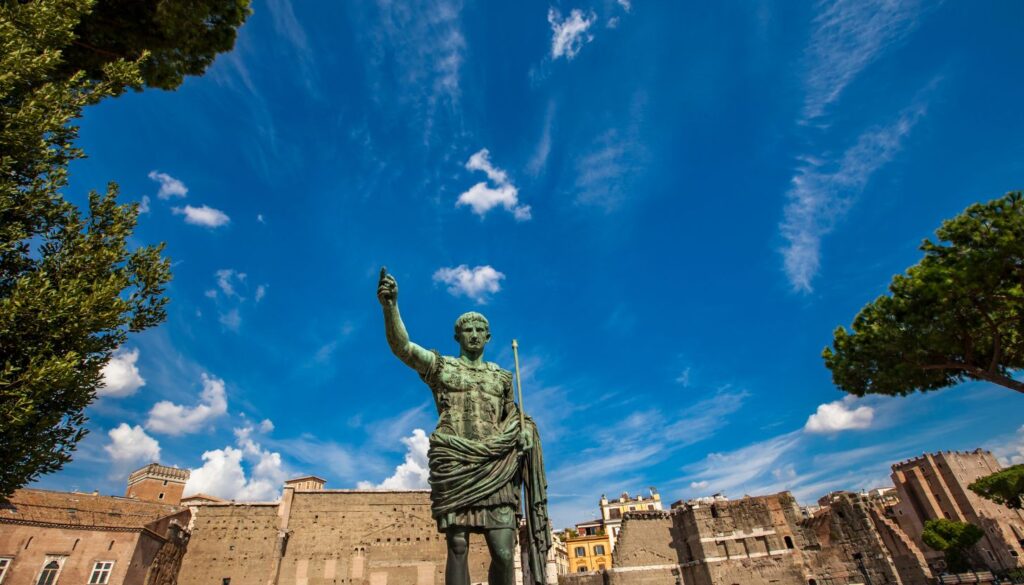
(58, 0, 251, 90)
(969, 464, 1024, 510)
(921, 519, 984, 573)
(824, 192, 1024, 396)
(1, 0, 174, 501)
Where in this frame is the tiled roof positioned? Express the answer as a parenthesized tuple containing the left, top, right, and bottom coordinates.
(1, 488, 184, 529)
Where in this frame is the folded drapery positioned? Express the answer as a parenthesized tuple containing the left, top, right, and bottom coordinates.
(428, 405, 551, 585)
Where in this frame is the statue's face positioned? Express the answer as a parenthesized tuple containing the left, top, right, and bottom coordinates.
(455, 320, 490, 354)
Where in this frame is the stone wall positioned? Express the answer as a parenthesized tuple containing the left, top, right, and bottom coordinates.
(178, 489, 492, 585)
(590, 491, 940, 585)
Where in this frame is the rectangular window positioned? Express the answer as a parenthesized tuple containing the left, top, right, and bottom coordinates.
(594, 545, 605, 555)
(0, 558, 12, 585)
(574, 547, 586, 558)
(89, 562, 114, 584)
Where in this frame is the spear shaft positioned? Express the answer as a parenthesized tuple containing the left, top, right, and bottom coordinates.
(512, 339, 526, 432)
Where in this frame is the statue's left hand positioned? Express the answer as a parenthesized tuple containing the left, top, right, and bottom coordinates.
(519, 428, 534, 451)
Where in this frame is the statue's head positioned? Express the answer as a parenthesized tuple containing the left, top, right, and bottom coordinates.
(454, 312, 490, 356)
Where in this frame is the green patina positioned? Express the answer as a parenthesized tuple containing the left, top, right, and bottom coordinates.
(378, 268, 550, 585)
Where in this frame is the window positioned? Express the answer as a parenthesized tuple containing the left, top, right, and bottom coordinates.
(609, 509, 621, 519)
(1010, 549, 1019, 558)
(647, 504, 655, 510)
(594, 545, 606, 555)
(222, 579, 231, 585)
(574, 547, 586, 558)
(577, 567, 587, 573)
(35, 557, 65, 585)
(0, 558, 11, 584)
(784, 536, 794, 550)
(158, 493, 165, 500)
(162, 480, 168, 486)
(89, 562, 114, 584)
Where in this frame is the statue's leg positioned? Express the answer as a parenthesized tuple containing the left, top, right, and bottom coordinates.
(445, 528, 470, 585)
(484, 528, 516, 585)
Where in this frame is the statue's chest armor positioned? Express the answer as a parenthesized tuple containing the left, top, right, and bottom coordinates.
(435, 362, 506, 440)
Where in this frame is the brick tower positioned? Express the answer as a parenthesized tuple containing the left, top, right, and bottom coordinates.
(125, 463, 191, 505)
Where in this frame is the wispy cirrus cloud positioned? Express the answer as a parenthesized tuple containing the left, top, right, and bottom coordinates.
(265, 0, 316, 89)
(779, 0, 932, 292)
(359, 0, 465, 141)
(801, 0, 923, 123)
(550, 389, 748, 490)
(780, 96, 929, 291)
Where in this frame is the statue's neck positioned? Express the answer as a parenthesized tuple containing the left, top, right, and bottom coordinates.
(458, 351, 485, 367)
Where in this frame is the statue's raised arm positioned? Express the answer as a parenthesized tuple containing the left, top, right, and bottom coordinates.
(378, 267, 435, 375)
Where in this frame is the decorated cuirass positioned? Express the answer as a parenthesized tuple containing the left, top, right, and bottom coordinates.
(422, 353, 513, 441)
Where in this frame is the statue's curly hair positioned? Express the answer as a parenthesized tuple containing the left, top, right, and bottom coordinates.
(454, 312, 489, 336)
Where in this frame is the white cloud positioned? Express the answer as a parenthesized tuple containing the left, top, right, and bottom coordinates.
(528, 101, 556, 175)
(173, 205, 230, 228)
(362, 0, 465, 142)
(105, 423, 161, 466)
(215, 269, 246, 298)
(466, 148, 509, 184)
(548, 8, 596, 61)
(147, 170, 188, 199)
(551, 390, 748, 487)
(98, 348, 145, 398)
(802, 0, 922, 121)
(780, 98, 928, 292)
(139, 195, 151, 214)
(146, 373, 228, 435)
(219, 308, 241, 331)
(675, 367, 691, 387)
(575, 117, 645, 210)
(681, 432, 804, 496)
(994, 425, 1024, 466)
(433, 264, 505, 304)
(255, 285, 267, 302)
(204, 289, 218, 299)
(617, 0, 631, 12)
(689, 480, 709, 490)
(456, 149, 531, 220)
(257, 213, 266, 224)
(259, 419, 275, 433)
(359, 429, 430, 490)
(184, 422, 288, 501)
(805, 396, 875, 433)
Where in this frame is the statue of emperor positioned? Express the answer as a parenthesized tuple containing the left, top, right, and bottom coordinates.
(377, 268, 550, 585)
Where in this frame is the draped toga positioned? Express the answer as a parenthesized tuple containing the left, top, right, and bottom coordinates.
(420, 352, 552, 584)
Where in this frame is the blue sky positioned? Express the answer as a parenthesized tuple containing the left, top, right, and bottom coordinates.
(39, 0, 1024, 528)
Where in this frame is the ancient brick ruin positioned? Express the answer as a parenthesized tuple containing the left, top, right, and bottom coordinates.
(177, 484, 493, 585)
(559, 491, 937, 585)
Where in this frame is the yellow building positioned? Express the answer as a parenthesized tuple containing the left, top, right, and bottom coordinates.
(564, 521, 612, 573)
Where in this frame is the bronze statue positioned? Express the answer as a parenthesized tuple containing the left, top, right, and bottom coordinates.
(377, 268, 550, 585)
